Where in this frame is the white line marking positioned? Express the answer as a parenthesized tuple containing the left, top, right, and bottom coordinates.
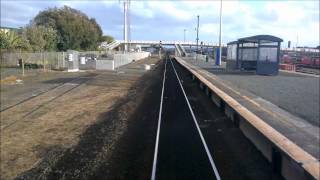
(151, 57, 167, 180)
(170, 59, 221, 180)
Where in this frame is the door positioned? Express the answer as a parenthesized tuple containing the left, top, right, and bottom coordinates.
(257, 47, 278, 75)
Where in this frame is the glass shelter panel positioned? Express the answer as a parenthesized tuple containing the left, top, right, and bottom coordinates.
(259, 47, 277, 62)
(241, 48, 258, 61)
(260, 41, 278, 46)
(227, 45, 232, 60)
(242, 43, 258, 47)
(231, 45, 237, 60)
(227, 44, 237, 60)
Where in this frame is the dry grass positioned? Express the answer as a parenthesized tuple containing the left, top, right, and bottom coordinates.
(0, 75, 18, 84)
(0, 70, 142, 179)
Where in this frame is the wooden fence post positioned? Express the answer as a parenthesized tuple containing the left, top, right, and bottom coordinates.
(41, 52, 44, 71)
(20, 49, 25, 76)
(62, 52, 65, 69)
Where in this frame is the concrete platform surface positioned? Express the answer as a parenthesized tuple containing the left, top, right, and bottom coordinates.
(183, 58, 319, 127)
(211, 71, 319, 127)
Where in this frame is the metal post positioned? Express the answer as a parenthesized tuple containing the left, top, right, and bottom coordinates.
(128, 0, 131, 52)
(159, 41, 162, 59)
(206, 44, 209, 55)
(184, 29, 186, 42)
(196, 15, 199, 53)
(42, 51, 45, 71)
(62, 51, 65, 69)
(218, 0, 222, 66)
(22, 58, 25, 76)
(124, 1, 128, 52)
(20, 49, 24, 76)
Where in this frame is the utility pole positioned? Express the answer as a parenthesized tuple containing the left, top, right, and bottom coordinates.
(184, 29, 187, 42)
(123, 1, 128, 52)
(123, 0, 130, 53)
(159, 41, 162, 59)
(196, 15, 199, 53)
(218, 0, 222, 66)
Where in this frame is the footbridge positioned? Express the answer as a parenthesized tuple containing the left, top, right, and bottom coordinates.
(100, 40, 220, 50)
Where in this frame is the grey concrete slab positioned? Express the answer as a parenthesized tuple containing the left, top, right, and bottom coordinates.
(212, 71, 319, 127)
(184, 58, 320, 127)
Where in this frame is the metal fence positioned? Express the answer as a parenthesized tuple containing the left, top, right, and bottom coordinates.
(1, 51, 66, 70)
(0, 50, 150, 78)
(1, 51, 108, 68)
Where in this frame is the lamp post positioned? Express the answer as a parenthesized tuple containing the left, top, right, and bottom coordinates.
(159, 40, 162, 59)
(218, 0, 222, 66)
(196, 15, 199, 53)
(123, 0, 131, 53)
(184, 29, 187, 42)
(123, 1, 128, 52)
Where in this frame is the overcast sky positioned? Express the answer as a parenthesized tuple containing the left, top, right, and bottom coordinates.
(1, 0, 319, 47)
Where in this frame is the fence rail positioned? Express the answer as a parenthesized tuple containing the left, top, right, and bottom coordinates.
(1, 51, 64, 69)
(0, 51, 151, 78)
(0, 51, 107, 69)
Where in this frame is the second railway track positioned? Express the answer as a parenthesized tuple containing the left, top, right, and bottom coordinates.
(1, 74, 98, 130)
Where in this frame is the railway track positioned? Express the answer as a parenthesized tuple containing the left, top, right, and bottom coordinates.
(295, 67, 320, 75)
(1, 74, 98, 130)
(6, 57, 284, 179)
(151, 57, 220, 180)
(0, 74, 96, 112)
(149, 57, 282, 179)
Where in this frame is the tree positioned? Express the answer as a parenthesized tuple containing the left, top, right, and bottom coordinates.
(32, 6, 105, 51)
(100, 35, 114, 43)
(23, 25, 57, 51)
(0, 30, 30, 50)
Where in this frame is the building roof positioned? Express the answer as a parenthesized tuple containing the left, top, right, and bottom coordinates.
(227, 41, 238, 45)
(227, 35, 283, 45)
(238, 35, 283, 43)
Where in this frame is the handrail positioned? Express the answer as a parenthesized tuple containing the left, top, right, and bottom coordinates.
(101, 40, 224, 47)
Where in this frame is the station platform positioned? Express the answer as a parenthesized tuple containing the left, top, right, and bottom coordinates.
(175, 57, 319, 179)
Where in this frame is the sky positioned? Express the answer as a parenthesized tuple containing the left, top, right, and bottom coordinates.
(1, 0, 319, 47)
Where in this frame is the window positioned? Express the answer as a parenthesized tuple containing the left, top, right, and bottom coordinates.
(242, 42, 258, 47)
(241, 48, 258, 61)
(259, 47, 277, 62)
(227, 44, 237, 61)
(260, 41, 278, 46)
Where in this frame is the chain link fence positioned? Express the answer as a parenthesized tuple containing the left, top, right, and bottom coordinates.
(0, 51, 106, 79)
(0, 50, 150, 79)
(1, 51, 66, 69)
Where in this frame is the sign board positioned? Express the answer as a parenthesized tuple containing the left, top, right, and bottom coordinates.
(68, 54, 73, 62)
(80, 57, 86, 64)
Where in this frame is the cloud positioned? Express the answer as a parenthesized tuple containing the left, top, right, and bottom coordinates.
(1, 1, 42, 27)
(1, 0, 319, 47)
(130, 2, 154, 19)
